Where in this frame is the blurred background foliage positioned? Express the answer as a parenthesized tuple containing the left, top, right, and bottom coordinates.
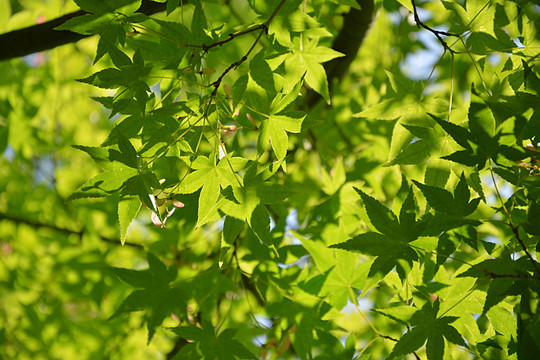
(1, 0, 539, 359)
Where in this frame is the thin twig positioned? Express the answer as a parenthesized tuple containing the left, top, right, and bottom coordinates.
(210, 0, 286, 97)
(202, 24, 267, 53)
(411, 0, 459, 53)
(511, 226, 540, 278)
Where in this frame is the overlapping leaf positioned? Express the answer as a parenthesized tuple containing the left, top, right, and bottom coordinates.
(330, 187, 426, 278)
(388, 300, 466, 360)
(109, 253, 184, 342)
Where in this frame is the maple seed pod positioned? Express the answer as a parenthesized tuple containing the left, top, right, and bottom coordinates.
(141, 200, 149, 209)
(224, 84, 232, 97)
(171, 200, 184, 208)
(246, 113, 258, 129)
(201, 68, 216, 74)
(221, 125, 237, 134)
(183, 67, 194, 74)
(219, 142, 227, 160)
(151, 212, 164, 227)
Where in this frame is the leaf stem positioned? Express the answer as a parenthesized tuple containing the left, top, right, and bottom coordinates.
(349, 287, 381, 336)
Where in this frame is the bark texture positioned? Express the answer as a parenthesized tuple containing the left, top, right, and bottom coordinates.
(0, 0, 168, 62)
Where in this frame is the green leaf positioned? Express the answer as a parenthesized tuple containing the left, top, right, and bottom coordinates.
(55, 13, 114, 35)
(75, 0, 141, 15)
(330, 232, 394, 256)
(388, 301, 465, 360)
(120, 173, 162, 220)
(219, 216, 244, 267)
(319, 251, 369, 309)
(177, 156, 240, 227)
(413, 180, 457, 215)
(525, 200, 540, 235)
(118, 194, 141, 245)
(396, 0, 414, 12)
(413, 177, 479, 217)
(442, 149, 481, 167)
(293, 231, 335, 272)
(113, 127, 139, 168)
(191, 0, 207, 44)
(270, 72, 306, 114)
(330, 232, 418, 279)
(166, 0, 180, 15)
(399, 188, 417, 229)
(284, 38, 344, 103)
(353, 188, 401, 236)
(258, 111, 305, 161)
(388, 325, 429, 359)
(385, 139, 432, 166)
(320, 156, 346, 195)
(95, 33, 132, 67)
(250, 50, 277, 95)
(72, 145, 121, 171)
(373, 306, 417, 326)
(68, 168, 138, 200)
(430, 114, 472, 150)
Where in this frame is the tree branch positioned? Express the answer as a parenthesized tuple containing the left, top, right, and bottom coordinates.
(0, 211, 143, 248)
(0, 0, 170, 62)
(512, 225, 540, 279)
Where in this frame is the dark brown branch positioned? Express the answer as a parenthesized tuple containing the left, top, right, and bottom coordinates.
(324, 0, 375, 92)
(305, 0, 375, 108)
(0, 0, 170, 62)
(303, 0, 375, 151)
(411, 0, 460, 53)
(166, 337, 189, 360)
(202, 24, 267, 53)
(0, 211, 143, 248)
(512, 226, 540, 279)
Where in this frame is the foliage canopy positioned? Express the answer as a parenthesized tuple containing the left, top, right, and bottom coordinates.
(1, 0, 540, 359)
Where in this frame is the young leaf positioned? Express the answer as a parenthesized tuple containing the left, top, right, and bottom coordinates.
(284, 38, 344, 103)
(258, 111, 305, 162)
(118, 194, 141, 245)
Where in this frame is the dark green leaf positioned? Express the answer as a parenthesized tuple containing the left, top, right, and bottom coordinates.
(413, 180, 456, 215)
(430, 114, 472, 150)
(353, 188, 400, 236)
